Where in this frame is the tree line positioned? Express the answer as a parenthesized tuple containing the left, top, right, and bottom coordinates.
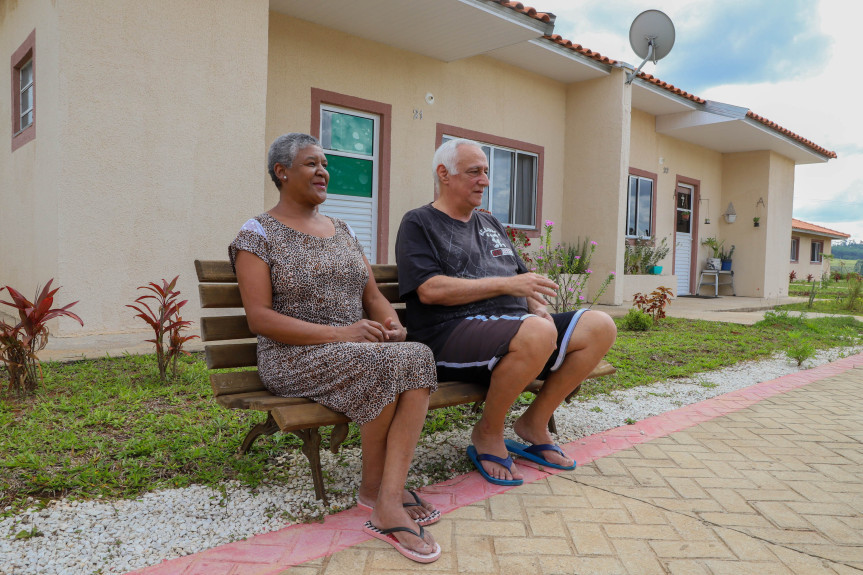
(832, 240, 863, 260)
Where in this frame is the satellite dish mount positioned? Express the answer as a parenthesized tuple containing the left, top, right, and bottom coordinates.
(626, 9, 675, 85)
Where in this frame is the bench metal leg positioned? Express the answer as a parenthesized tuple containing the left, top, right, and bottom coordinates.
(329, 423, 350, 454)
(238, 412, 280, 455)
(293, 427, 327, 504)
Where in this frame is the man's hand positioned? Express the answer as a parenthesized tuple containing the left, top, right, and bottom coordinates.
(507, 273, 558, 300)
(527, 295, 555, 324)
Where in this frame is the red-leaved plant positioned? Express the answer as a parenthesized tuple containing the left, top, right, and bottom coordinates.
(126, 276, 198, 382)
(0, 280, 83, 394)
(632, 286, 674, 323)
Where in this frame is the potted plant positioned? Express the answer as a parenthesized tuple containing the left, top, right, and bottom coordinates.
(719, 244, 735, 271)
(753, 216, 760, 227)
(700, 237, 724, 270)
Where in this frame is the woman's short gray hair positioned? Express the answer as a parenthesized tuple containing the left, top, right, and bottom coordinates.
(268, 133, 322, 188)
(432, 138, 481, 190)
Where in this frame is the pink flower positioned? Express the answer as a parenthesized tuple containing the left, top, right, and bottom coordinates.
(557, 263, 563, 267)
(567, 287, 574, 292)
(590, 241, 598, 246)
(586, 269, 593, 274)
(610, 271, 616, 276)
(536, 255, 543, 260)
(530, 267, 537, 271)
(545, 220, 554, 227)
(579, 295, 585, 301)
(574, 256, 580, 260)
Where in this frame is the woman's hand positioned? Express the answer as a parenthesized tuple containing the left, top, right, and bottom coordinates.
(383, 317, 407, 342)
(340, 319, 389, 342)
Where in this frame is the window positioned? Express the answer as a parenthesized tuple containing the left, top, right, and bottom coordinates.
(810, 241, 823, 263)
(441, 135, 538, 228)
(790, 237, 799, 262)
(318, 105, 380, 262)
(627, 171, 656, 238)
(11, 29, 36, 151)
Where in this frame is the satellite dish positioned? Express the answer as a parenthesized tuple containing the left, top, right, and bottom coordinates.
(626, 9, 675, 84)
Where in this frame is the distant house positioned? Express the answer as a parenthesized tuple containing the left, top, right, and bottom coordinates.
(1, 0, 837, 352)
(790, 219, 850, 280)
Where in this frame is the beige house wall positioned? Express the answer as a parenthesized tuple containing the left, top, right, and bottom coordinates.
(563, 70, 630, 304)
(0, 0, 60, 324)
(3, 0, 271, 347)
(628, 109, 724, 297)
(266, 13, 568, 265)
(720, 151, 794, 298)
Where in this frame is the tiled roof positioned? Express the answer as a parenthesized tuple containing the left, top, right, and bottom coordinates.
(747, 112, 838, 159)
(792, 218, 850, 239)
(540, 31, 834, 159)
(494, 1, 552, 23)
(544, 34, 617, 66)
(636, 73, 705, 104)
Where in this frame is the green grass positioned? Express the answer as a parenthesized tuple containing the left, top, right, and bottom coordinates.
(2, 313, 861, 513)
(788, 280, 848, 299)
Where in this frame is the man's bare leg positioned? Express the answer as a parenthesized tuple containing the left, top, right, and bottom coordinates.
(513, 310, 616, 467)
(470, 316, 557, 482)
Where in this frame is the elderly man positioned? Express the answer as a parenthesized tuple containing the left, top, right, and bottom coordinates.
(395, 138, 616, 485)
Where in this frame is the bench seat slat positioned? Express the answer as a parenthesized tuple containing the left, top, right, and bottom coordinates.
(210, 371, 265, 396)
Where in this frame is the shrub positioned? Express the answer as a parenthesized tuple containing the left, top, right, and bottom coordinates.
(506, 226, 532, 265)
(0, 280, 83, 394)
(624, 237, 670, 274)
(127, 276, 198, 382)
(621, 308, 652, 331)
(844, 275, 863, 311)
(808, 282, 818, 309)
(786, 333, 816, 367)
(532, 220, 614, 312)
(789, 270, 797, 282)
(632, 286, 674, 323)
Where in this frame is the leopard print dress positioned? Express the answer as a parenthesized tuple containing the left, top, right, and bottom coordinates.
(229, 213, 437, 425)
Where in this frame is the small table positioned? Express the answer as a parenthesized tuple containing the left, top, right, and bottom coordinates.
(697, 269, 735, 297)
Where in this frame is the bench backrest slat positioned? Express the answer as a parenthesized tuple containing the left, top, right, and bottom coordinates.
(205, 342, 257, 369)
(201, 315, 254, 342)
(195, 259, 399, 284)
(211, 371, 266, 396)
(199, 284, 243, 308)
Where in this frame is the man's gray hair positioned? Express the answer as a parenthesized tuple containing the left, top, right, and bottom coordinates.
(432, 138, 482, 191)
(268, 133, 322, 188)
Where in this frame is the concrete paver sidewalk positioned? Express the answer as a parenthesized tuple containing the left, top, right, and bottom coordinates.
(131, 354, 863, 575)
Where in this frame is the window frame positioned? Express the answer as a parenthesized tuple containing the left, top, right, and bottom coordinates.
(626, 168, 657, 240)
(310, 88, 392, 262)
(11, 29, 36, 151)
(436, 124, 544, 237)
(790, 237, 799, 263)
(810, 240, 823, 264)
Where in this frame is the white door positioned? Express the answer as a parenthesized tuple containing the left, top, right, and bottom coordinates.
(318, 106, 379, 262)
(675, 185, 694, 295)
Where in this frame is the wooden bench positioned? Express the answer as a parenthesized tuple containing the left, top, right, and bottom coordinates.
(195, 260, 616, 503)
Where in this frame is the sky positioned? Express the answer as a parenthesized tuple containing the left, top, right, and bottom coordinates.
(534, 0, 862, 241)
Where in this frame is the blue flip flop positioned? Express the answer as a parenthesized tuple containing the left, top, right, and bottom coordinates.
(466, 445, 524, 486)
(504, 439, 576, 470)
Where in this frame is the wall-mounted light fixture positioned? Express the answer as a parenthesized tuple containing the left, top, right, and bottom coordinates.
(723, 202, 737, 223)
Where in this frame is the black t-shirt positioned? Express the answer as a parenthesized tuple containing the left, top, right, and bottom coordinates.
(395, 204, 529, 351)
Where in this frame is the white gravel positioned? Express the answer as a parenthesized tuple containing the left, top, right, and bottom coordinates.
(1, 345, 860, 575)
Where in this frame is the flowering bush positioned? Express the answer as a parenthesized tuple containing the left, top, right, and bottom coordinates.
(532, 220, 614, 312)
(505, 226, 532, 265)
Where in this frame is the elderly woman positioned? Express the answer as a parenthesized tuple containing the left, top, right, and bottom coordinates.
(230, 133, 440, 563)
